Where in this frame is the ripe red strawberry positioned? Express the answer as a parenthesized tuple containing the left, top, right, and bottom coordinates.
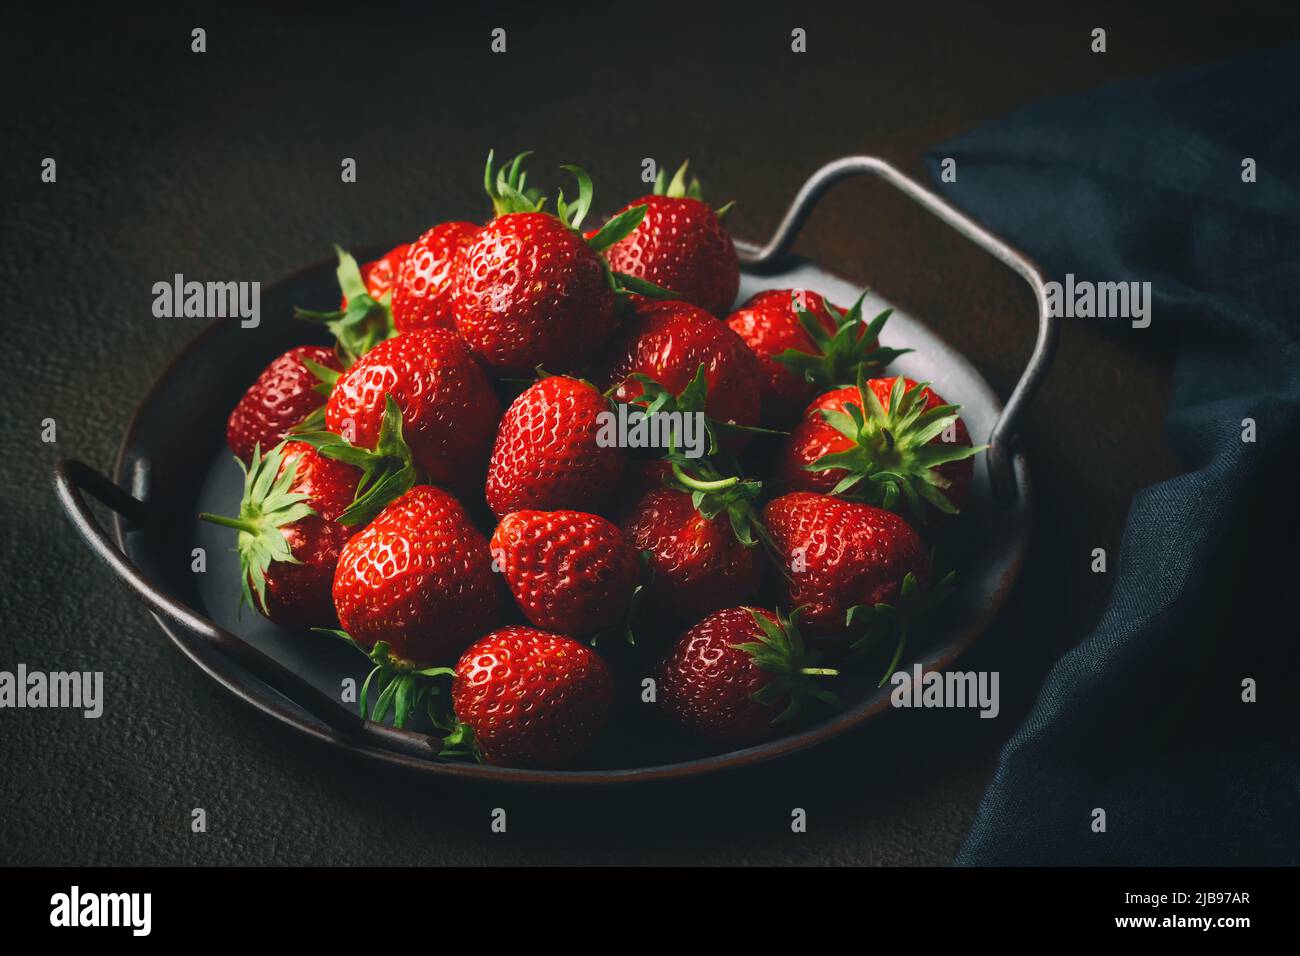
(451, 626, 613, 767)
(778, 376, 979, 520)
(763, 492, 930, 640)
(332, 485, 503, 666)
(620, 466, 765, 621)
(200, 441, 360, 628)
(490, 510, 640, 637)
(452, 211, 616, 373)
(725, 289, 907, 425)
(391, 222, 479, 332)
(324, 327, 501, 498)
(447, 157, 608, 373)
(485, 375, 625, 517)
(657, 607, 838, 747)
(226, 346, 341, 463)
(343, 243, 410, 310)
(602, 161, 739, 317)
(597, 298, 762, 436)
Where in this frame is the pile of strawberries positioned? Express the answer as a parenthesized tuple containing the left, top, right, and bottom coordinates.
(202, 154, 982, 769)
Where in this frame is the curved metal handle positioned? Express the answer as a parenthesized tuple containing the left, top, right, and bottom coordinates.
(740, 156, 1058, 505)
(53, 458, 442, 759)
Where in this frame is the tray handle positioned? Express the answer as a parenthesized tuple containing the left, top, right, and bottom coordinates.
(53, 457, 442, 759)
(739, 156, 1058, 505)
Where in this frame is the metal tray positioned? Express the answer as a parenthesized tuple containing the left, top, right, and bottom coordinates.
(55, 157, 1057, 786)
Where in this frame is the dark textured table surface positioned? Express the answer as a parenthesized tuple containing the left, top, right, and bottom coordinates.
(3, 1, 1296, 865)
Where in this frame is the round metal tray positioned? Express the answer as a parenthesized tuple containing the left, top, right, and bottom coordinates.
(56, 157, 1057, 787)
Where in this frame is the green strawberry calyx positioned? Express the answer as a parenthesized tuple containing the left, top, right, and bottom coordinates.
(484, 149, 547, 217)
(554, 164, 663, 271)
(291, 394, 417, 527)
(665, 459, 771, 552)
(653, 159, 733, 219)
(315, 634, 479, 759)
(773, 291, 912, 393)
(555, 164, 595, 233)
(302, 355, 342, 396)
(293, 245, 396, 365)
(589, 160, 734, 295)
(732, 607, 841, 725)
(199, 442, 316, 616)
(624, 363, 786, 469)
(806, 370, 985, 522)
(551, 162, 676, 296)
(588, 202, 679, 301)
(845, 565, 957, 687)
(287, 358, 341, 434)
(608, 270, 678, 300)
(488, 154, 678, 300)
(587, 202, 645, 253)
(620, 363, 786, 553)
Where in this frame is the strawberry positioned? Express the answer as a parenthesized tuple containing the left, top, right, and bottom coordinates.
(331, 485, 503, 667)
(321, 327, 501, 500)
(602, 160, 739, 317)
(778, 375, 980, 521)
(454, 212, 614, 373)
(451, 626, 613, 767)
(620, 464, 765, 621)
(490, 510, 641, 637)
(391, 222, 479, 332)
(485, 375, 626, 517)
(450, 155, 652, 374)
(597, 298, 762, 438)
(725, 289, 907, 425)
(656, 607, 838, 747)
(200, 441, 359, 628)
(345, 243, 409, 309)
(226, 346, 341, 464)
(763, 491, 932, 643)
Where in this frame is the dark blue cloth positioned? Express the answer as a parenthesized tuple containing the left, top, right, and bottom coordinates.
(926, 46, 1300, 865)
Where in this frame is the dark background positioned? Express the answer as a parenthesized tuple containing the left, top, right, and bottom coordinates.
(2, 1, 1296, 865)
